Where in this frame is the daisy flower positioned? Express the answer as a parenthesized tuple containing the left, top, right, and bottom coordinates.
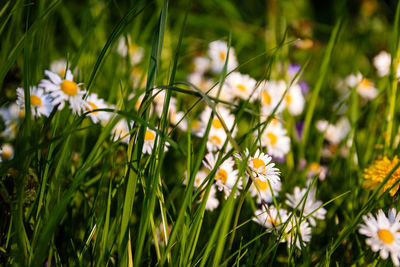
(84, 93, 112, 124)
(373, 51, 400, 78)
(16, 86, 53, 118)
(39, 69, 86, 114)
(187, 72, 215, 93)
(0, 103, 24, 139)
(344, 72, 362, 88)
(363, 156, 400, 196)
(185, 170, 220, 211)
(259, 80, 286, 115)
(142, 128, 157, 154)
(206, 130, 227, 152)
(249, 176, 281, 204)
(253, 205, 288, 231)
(192, 56, 211, 74)
(284, 83, 305, 115)
(235, 149, 280, 185)
(225, 72, 258, 102)
(0, 143, 14, 162)
(155, 222, 172, 247)
(208, 40, 238, 73)
(307, 162, 328, 181)
(200, 106, 236, 133)
(356, 78, 378, 100)
(50, 59, 68, 78)
(261, 119, 290, 158)
(112, 119, 131, 144)
(315, 117, 350, 145)
(283, 216, 312, 250)
(285, 186, 326, 227)
(117, 36, 144, 65)
(359, 209, 400, 266)
(203, 152, 241, 198)
(201, 185, 220, 211)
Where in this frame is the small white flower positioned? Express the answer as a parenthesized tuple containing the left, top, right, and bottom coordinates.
(285, 186, 326, 227)
(208, 40, 238, 73)
(259, 80, 286, 115)
(199, 106, 236, 133)
(253, 205, 288, 231)
(112, 119, 131, 144)
(206, 130, 227, 152)
(307, 162, 328, 181)
(284, 83, 305, 115)
(186, 170, 220, 211)
(0, 103, 24, 139)
(16, 87, 53, 118)
(39, 70, 86, 114)
(356, 78, 378, 100)
(283, 216, 312, 250)
(373, 51, 400, 78)
(359, 209, 400, 266)
(117, 36, 144, 65)
(192, 56, 211, 74)
(225, 72, 258, 102)
(187, 73, 215, 93)
(315, 117, 350, 145)
(84, 93, 112, 124)
(202, 185, 220, 211)
(235, 149, 280, 185)
(50, 59, 68, 78)
(142, 128, 157, 154)
(345, 72, 362, 88)
(203, 152, 241, 198)
(261, 119, 290, 158)
(0, 143, 14, 162)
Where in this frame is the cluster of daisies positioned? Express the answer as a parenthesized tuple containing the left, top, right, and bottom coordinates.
(0, 36, 160, 161)
(180, 40, 328, 249)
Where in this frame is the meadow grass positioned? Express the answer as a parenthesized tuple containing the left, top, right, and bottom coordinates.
(1, 0, 400, 266)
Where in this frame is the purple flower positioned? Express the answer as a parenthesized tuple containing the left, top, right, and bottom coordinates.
(296, 120, 304, 138)
(272, 155, 286, 163)
(288, 63, 301, 77)
(299, 81, 309, 94)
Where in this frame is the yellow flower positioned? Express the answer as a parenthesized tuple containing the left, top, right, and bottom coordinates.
(363, 156, 400, 196)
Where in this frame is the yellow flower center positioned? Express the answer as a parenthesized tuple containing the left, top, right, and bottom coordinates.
(210, 135, 222, 145)
(61, 80, 78, 96)
(30, 95, 42, 107)
(2, 147, 12, 159)
(212, 118, 223, 129)
(195, 177, 201, 185)
(219, 51, 226, 61)
(216, 168, 228, 184)
(267, 218, 278, 226)
(249, 158, 266, 173)
(192, 120, 201, 131)
(263, 91, 271, 105)
(377, 229, 394, 244)
(145, 130, 155, 141)
(255, 178, 268, 190)
(86, 101, 99, 114)
(359, 78, 372, 90)
(129, 43, 139, 54)
(236, 84, 247, 92)
(310, 162, 320, 172)
(286, 94, 292, 104)
(267, 132, 278, 145)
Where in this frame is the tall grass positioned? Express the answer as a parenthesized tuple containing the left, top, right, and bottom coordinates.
(1, 0, 400, 266)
